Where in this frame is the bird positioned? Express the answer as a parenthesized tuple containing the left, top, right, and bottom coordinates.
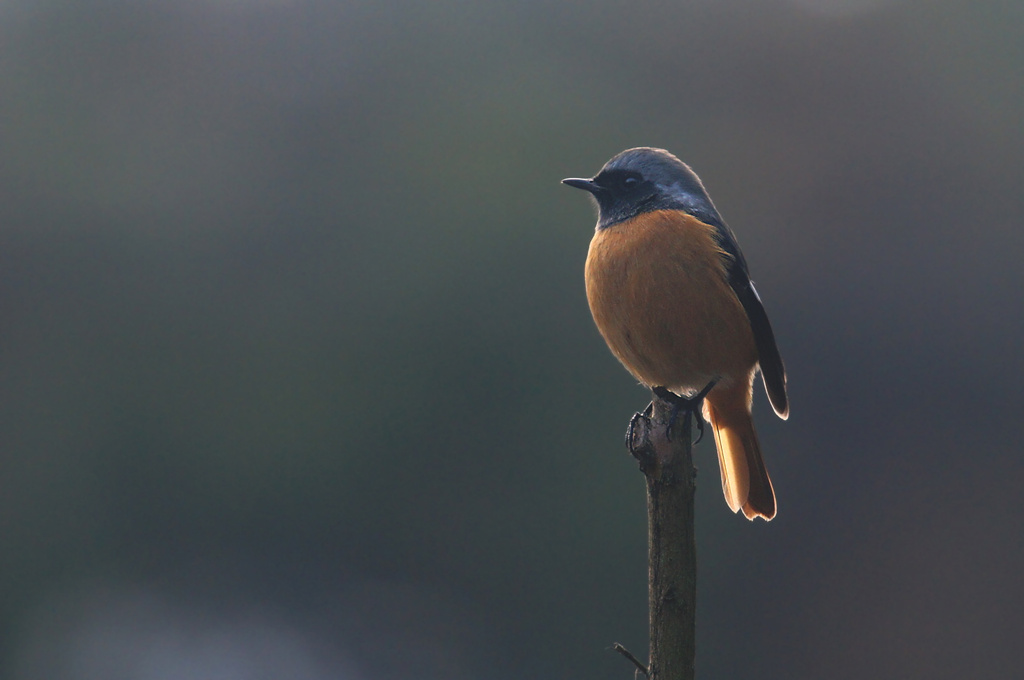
(562, 147, 788, 521)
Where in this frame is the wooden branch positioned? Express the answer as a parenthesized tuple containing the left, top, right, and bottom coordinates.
(625, 394, 697, 680)
(611, 642, 649, 678)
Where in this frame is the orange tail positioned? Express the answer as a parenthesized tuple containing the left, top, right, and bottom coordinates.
(703, 382, 776, 521)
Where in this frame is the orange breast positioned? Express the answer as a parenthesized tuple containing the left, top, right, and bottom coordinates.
(584, 209, 757, 394)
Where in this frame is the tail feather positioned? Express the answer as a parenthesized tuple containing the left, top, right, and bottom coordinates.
(704, 388, 776, 521)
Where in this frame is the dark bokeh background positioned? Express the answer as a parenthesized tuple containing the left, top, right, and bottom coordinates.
(1, 1, 1022, 678)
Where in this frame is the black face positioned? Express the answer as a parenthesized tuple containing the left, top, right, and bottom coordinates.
(563, 147, 724, 230)
(562, 168, 661, 230)
(588, 169, 660, 227)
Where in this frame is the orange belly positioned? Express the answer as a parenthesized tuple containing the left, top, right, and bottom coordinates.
(584, 209, 757, 395)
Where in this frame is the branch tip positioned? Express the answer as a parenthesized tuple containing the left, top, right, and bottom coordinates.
(611, 642, 649, 678)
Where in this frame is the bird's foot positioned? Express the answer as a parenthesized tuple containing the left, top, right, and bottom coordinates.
(652, 380, 718, 444)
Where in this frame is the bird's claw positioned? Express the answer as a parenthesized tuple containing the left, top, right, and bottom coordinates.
(652, 380, 718, 444)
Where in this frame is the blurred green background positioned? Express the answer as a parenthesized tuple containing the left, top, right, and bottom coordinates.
(1, 0, 1022, 678)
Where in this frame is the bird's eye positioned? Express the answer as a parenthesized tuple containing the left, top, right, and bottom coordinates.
(622, 175, 640, 189)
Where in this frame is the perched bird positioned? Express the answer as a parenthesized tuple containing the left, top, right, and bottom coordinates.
(563, 147, 788, 521)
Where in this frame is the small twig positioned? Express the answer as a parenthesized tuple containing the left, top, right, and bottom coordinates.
(611, 642, 649, 678)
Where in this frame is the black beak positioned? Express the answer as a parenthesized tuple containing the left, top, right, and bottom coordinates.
(561, 177, 602, 194)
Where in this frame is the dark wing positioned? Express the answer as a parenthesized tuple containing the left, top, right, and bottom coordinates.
(710, 220, 789, 419)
